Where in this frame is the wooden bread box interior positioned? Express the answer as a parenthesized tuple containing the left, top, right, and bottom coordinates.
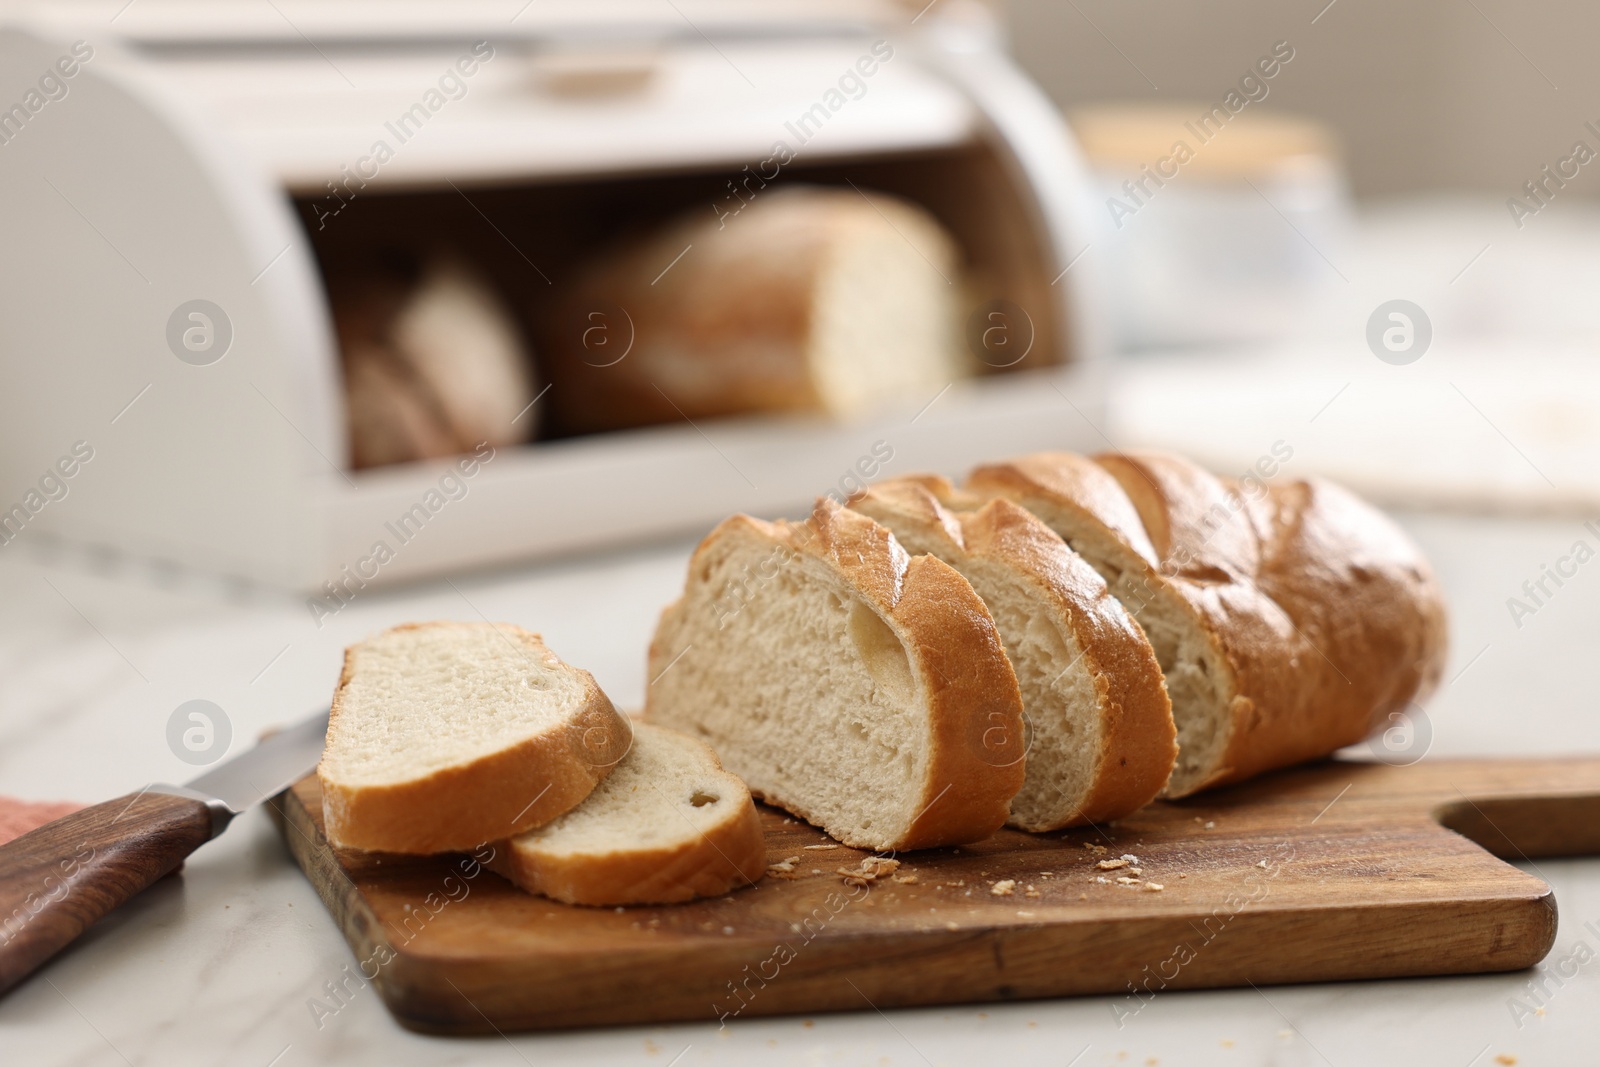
(0, 1, 1106, 591)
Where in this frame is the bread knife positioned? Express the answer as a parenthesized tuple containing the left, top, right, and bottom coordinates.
(0, 708, 328, 996)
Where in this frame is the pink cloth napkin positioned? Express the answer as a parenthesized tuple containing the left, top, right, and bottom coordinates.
(0, 797, 81, 846)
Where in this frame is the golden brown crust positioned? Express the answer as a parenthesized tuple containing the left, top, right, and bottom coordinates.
(968, 453, 1160, 567)
(967, 450, 1448, 795)
(488, 731, 768, 907)
(1107, 452, 1448, 787)
(1093, 454, 1318, 790)
(1240, 475, 1449, 743)
(644, 499, 1025, 850)
(319, 623, 633, 854)
(850, 477, 1175, 828)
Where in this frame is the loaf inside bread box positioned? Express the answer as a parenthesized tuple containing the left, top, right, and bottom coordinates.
(293, 148, 1063, 470)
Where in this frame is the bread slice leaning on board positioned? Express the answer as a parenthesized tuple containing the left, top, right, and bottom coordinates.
(489, 723, 767, 906)
(967, 450, 1448, 795)
(319, 622, 633, 854)
(645, 497, 1027, 851)
(847, 475, 1176, 831)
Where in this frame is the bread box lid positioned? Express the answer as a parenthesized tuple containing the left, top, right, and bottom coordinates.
(32, 0, 980, 191)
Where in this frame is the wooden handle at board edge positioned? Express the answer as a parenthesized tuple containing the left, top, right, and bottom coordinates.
(0, 790, 213, 996)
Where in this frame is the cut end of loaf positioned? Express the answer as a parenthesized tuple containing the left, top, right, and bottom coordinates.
(645, 505, 1023, 851)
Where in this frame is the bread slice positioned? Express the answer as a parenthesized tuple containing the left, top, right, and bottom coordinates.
(319, 622, 632, 854)
(333, 254, 536, 469)
(968, 451, 1447, 795)
(490, 723, 767, 906)
(391, 256, 538, 449)
(849, 476, 1175, 830)
(645, 498, 1025, 851)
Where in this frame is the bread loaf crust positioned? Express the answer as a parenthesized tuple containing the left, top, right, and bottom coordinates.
(1095, 452, 1333, 789)
(1241, 474, 1449, 749)
(972, 451, 1448, 793)
(320, 623, 632, 854)
(850, 475, 1175, 828)
(968, 452, 1162, 567)
(646, 499, 1025, 850)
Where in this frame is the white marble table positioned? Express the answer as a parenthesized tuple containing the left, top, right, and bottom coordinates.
(1, 504, 1597, 1067)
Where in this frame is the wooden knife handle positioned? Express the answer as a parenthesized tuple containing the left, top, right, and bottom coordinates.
(0, 790, 214, 996)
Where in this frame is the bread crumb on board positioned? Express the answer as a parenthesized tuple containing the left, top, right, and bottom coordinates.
(804, 843, 838, 851)
(990, 879, 1017, 897)
(1097, 857, 1130, 871)
(839, 856, 900, 886)
(766, 856, 801, 877)
(1144, 882, 1164, 892)
(892, 872, 919, 884)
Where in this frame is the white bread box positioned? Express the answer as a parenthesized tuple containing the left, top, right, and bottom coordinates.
(0, 0, 1106, 592)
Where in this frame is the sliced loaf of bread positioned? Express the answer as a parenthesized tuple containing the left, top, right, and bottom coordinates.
(490, 723, 767, 905)
(645, 498, 1026, 851)
(849, 475, 1176, 830)
(1097, 450, 1447, 785)
(968, 452, 1276, 795)
(968, 451, 1446, 795)
(319, 622, 632, 853)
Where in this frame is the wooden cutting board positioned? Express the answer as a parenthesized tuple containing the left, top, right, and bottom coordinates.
(273, 756, 1600, 1034)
